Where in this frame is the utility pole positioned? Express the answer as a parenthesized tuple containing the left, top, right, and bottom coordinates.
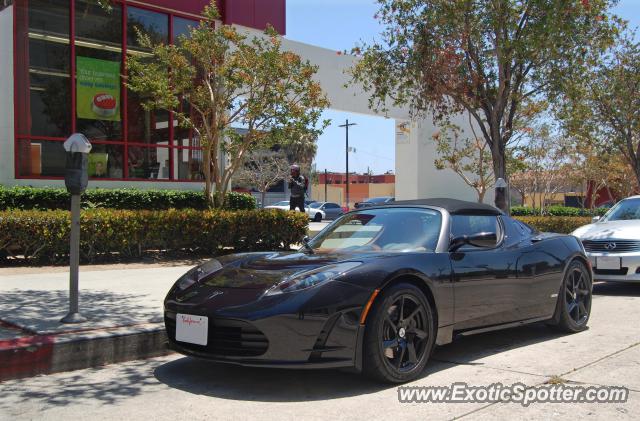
(324, 169, 328, 202)
(339, 119, 356, 209)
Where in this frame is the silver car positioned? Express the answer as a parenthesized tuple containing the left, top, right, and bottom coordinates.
(572, 196, 640, 282)
(306, 202, 344, 222)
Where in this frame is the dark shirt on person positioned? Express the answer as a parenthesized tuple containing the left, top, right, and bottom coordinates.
(289, 175, 306, 198)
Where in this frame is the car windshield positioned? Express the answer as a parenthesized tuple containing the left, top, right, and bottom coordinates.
(308, 208, 442, 253)
(309, 202, 323, 208)
(601, 198, 640, 221)
(272, 201, 289, 206)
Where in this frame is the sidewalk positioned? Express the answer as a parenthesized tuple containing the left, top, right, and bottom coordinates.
(0, 263, 195, 381)
(1, 282, 638, 420)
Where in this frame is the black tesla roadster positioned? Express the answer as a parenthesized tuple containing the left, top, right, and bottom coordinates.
(164, 198, 592, 383)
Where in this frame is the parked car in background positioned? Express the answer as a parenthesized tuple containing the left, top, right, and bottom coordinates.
(306, 202, 344, 221)
(572, 195, 640, 282)
(354, 196, 395, 209)
(264, 200, 316, 211)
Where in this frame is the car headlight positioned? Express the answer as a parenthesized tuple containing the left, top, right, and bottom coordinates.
(175, 259, 223, 291)
(263, 262, 362, 296)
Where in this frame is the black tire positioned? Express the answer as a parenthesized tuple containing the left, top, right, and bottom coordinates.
(313, 213, 322, 222)
(548, 260, 592, 333)
(363, 283, 436, 383)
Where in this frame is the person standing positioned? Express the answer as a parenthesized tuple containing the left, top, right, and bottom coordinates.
(288, 164, 307, 212)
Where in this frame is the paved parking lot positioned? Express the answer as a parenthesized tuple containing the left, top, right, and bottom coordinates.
(0, 282, 638, 420)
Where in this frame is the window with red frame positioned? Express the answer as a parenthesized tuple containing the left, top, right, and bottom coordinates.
(14, 0, 201, 181)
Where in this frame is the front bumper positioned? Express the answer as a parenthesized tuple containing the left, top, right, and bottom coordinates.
(164, 280, 371, 368)
(586, 252, 640, 282)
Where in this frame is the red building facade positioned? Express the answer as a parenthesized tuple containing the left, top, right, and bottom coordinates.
(11, 0, 285, 182)
(318, 172, 395, 185)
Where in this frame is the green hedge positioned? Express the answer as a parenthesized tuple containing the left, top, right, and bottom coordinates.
(511, 206, 607, 217)
(514, 216, 592, 234)
(0, 208, 307, 264)
(0, 186, 256, 211)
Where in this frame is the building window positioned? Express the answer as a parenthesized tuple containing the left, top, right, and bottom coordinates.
(16, 0, 71, 138)
(75, 0, 123, 141)
(14, 0, 204, 182)
(17, 139, 66, 177)
(127, 145, 170, 180)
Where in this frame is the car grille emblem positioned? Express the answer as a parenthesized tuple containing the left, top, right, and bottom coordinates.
(604, 242, 617, 250)
(208, 290, 224, 299)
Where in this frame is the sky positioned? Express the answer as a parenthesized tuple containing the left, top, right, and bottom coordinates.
(286, 0, 640, 175)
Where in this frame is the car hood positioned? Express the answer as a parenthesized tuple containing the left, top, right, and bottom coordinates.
(572, 220, 640, 240)
(192, 251, 386, 291)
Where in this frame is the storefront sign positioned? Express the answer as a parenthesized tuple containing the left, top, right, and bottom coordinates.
(395, 120, 411, 144)
(76, 57, 121, 122)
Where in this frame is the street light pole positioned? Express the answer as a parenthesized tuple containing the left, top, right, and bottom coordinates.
(339, 119, 356, 209)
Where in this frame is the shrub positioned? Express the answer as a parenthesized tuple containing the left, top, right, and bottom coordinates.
(510, 206, 539, 216)
(0, 208, 306, 265)
(224, 191, 257, 211)
(0, 186, 256, 211)
(511, 206, 608, 217)
(514, 216, 592, 234)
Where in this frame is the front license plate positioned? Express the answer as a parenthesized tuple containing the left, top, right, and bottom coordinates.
(596, 256, 621, 270)
(175, 313, 208, 345)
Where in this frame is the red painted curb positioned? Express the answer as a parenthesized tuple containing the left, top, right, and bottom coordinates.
(0, 335, 55, 381)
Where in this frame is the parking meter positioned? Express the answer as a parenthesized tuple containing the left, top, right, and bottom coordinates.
(61, 133, 91, 324)
(63, 133, 92, 195)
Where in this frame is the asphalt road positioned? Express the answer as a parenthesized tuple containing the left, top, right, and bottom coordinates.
(1, 282, 639, 421)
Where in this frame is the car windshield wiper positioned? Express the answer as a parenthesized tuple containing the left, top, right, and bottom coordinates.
(301, 236, 314, 254)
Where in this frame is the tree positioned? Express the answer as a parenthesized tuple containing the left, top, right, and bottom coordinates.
(236, 151, 291, 208)
(560, 35, 640, 190)
(509, 124, 571, 208)
(564, 138, 636, 208)
(350, 0, 620, 212)
(280, 133, 318, 176)
(433, 124, 494, 203)
(126, 1, 329, 207)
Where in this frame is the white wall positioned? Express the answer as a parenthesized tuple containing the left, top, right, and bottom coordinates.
(278, 38, 484, 203)
(395, 114, 495, 203)
(0, 5, 14, 187)
(280, 38, 410, 121)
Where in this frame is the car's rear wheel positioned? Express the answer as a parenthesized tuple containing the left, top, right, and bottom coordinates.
(548, 260, 592, 333)
(363, 283, 435, 383)
(313, 213, 322, 222)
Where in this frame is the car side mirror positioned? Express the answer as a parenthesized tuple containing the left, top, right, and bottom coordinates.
(591, 216, 601, 223)
(450, 232, 497, 251)
(303, 235, 311, 244)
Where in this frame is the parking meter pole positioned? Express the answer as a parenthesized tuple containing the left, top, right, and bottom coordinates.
(61, 194, 86, 323)
(61, 133, 91, 324)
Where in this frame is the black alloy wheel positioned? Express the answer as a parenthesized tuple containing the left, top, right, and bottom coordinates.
(565, 265, 591, 325)
(549, 260, 592, 333)
(363, 283, 435, 383)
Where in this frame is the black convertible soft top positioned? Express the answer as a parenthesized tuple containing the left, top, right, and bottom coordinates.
(390, 198, 502, 216)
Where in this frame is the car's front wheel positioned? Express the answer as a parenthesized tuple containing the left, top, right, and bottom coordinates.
(548, 260, 592, 333)
(313, 213, 322, 222)
(363, 283, 436, 383)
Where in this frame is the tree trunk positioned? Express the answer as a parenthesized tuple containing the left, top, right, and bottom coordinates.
(203, 143, 213, 207)
(633, 158, 640, 192)
(491, 143, 508, 213)
(477, 188, 485, 203)
(261, 190, 266, 209)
